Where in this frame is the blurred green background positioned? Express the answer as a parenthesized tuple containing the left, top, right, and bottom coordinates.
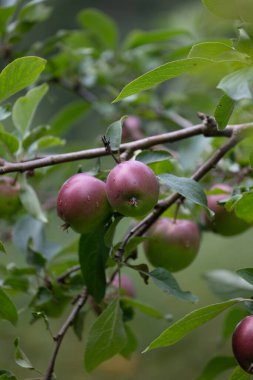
(1, 1, 253, 379)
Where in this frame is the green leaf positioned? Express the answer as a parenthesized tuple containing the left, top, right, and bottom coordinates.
(0, 56, 46, 103)
(214, 94, 235, 130)
(158, 173, 210, 212)
(188, 42, 246, 62)
(73, 310, 86, 341)
(233, 192, 253, 222)
(202, 0, 253, 22)
(104, 215, 123, 248)
(84, 300, 127, 372)
(30, 135, 65, 152)
(12, 83, 48, 136)
(0, 105, 11, 121)
(143, 299, 241, 352)
(0, 131, 19, 154)
(196, 356, 236, 380)
(0, 241, 6, 254)
(149, 268, 198, 303)
(0, 288, 18, 325)
(22, 124, 50, 149)
(136, 150, 172, 165)
(79, 228, 110, 303)
(0, 370, 17, 380)
(14, 337, 33, 369)
(230, 365, 251, 380)
(20, 180, 47, 223)
(50, 100, 89, 135)
(124, 28, 188, 49)
(120, 324, 138, 359)
(105, 117, 126, 151)
(18, 0, 52, 23)
(78, 8, 118, 50)
(0, 4, 16, 37)
(113, 58, 212, 102)
(121, 297, 166, 319)
(217, 67, 253, 100)
(237, 268, 253, 285)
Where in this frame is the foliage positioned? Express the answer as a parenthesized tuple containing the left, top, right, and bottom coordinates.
(0, 1, 253, 379)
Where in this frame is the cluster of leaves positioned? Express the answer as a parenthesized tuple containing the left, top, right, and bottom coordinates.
(1, 1, 253, 380)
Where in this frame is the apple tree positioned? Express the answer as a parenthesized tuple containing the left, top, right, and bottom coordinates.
(0, 0, 253, 379)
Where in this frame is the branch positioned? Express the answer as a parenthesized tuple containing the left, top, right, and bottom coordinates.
(0, 122, 235, 174)
(43, 288, 88, 380)
(116, 132, 241, 259)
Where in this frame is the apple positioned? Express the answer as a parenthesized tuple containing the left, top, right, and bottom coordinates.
(232, 315, 253, 374)
(57, 173, 112, 234)
(111, 273, 136, 298)
(106, 160, 159, 217)
(206, 184, 249, 236)
(144, 218, 201, 272)
(122, 115, 144, 142)
(0, 176, 21, 219)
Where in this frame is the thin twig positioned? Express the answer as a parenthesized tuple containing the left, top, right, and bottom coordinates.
(43, 288, 88, 380)
(0, 122, 238, 174)
(56, 265, 81, 285)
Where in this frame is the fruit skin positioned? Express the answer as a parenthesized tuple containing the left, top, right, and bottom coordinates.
(0, 176, 21, 218)
(206, 184, 249, 236)
(105, 160, 159, 217)
(144, 218, 201, 272)
(232, 315, 253, 374)
(112, 274, 136, 298)
(57, 173, 112, 234)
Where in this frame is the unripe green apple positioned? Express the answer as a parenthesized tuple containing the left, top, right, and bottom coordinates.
(144, 218, 201, 272)
(105, 160, 159, 217)
(111, 274, 136, 298)
(0, 176, 21, 218)
(57, 173, 112, 234)
(206, 184, 249, 236)
(232, 315, 253, 374)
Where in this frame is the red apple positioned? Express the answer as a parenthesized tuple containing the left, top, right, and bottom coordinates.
(232, 315, 253, 374)
(106, 160, 159, 217)
(57, 173, 112, 234)
(112, 273, 136, 298)
(144, 218, 201, 272)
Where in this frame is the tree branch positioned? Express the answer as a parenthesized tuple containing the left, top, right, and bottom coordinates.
(0, 122, 237, 174)
(43, 288, 88, 380)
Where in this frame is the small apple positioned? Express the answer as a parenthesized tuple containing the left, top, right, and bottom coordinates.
(206, 184, 249, 236)
(0, 176, 21, 219)
(106, 160, 159, 217)
(111, 273, 136, 298)
(122, 116, 144, 142)
(144, 218, 201, 272)
(232, 315, 253, 374)
(57, 173, 112, 234)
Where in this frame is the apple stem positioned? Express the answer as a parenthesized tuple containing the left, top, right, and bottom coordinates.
(173, 200, 182, 223)
(128, 197, 138, 208)
(101, 135, 121, 164)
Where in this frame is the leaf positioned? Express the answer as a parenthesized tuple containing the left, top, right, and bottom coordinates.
(230, 365, 251, 380)
(113, 58, 212, 102)
(121, 297, 166, 319)
(14, 337, 33, 369)
(0, 4, 17, 37)
(0, 105, 11, 121)
(237, 268, 253, 286)
(0, 288, 18, 325)
(136, 150, 172, 165)
(202, 0, 253, 22)
(19, 179, 47, 223)
(22, 124, 51, 149)
(78, 8, 118, 50)
(79, 228, 110, 303)
(12, 83, 48, 136)
(217, 67, 253, 100)
(0, 131, 19, 154)
(84, 300, 127, 372)
(149, 268, 198, 303)
(214, 94, 235, 130)
(50, 100, 89, 135)
(120, 324, 138, 359)
(17, 0, 52, 23)
(73, 310, 86, 341)
(124, 28, 188, 49)
(104, 215, 123, 248)
(195, 356, 236, 380)
(188, 42, 246, 62)
(30, 135, 65, 152)
(105, 117, 126, 151)
(0, 370, 17, 380)
(0, 56, 46, 103)
(143, 299, 241, 352)
(0, 241, 6, 254)
(158, 173, 210, 213)
(204, 270, 253, 300)
(234, 192, 253, 223)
